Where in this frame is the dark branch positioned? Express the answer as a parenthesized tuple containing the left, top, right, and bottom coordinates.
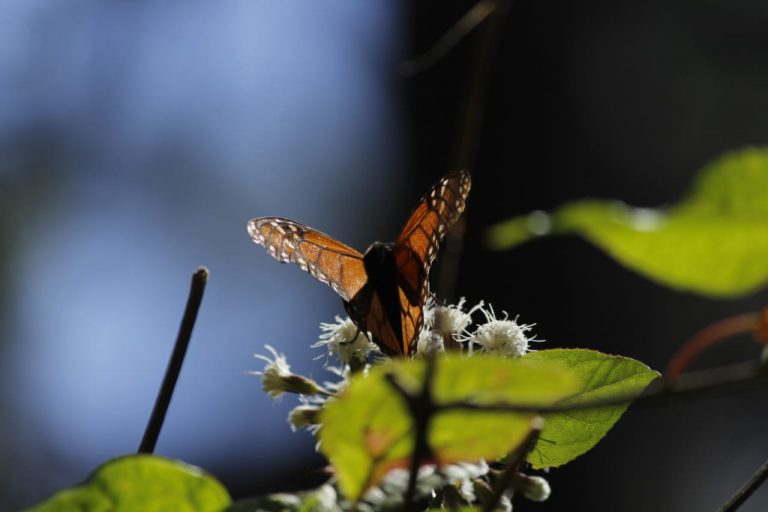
(717, 457, 768, 512)
(138, 267, 208, 454)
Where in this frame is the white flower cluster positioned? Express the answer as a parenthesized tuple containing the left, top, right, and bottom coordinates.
(309, 298, 537, 361)
(251, 300, 539, 422)
(249, 299, 548, 509)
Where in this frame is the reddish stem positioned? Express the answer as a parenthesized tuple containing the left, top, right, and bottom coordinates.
(754, 307, 768, 344)
(664, 312, 759, 386)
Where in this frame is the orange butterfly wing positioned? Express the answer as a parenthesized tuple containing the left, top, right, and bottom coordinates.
(392, 171, 472, 354)
(247, 217, 367, 302)
(247, 171, 471, 358)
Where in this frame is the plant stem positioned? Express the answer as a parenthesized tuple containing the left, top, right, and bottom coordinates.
(138, 267, 208, 454)
(404, 356, 437, 511)
(438, 0, 511, 301)
(482, 418, 542, 512)
(717, 457, 768, 512)
(400, 1, 497, 76)
(664, 313, 759, 385)
(385, 357, 439, 511)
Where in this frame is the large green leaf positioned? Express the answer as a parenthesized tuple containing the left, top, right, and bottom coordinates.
(319, 354, 581, 502)
(523, 349, 659, 469)
(26, 455, 231, 512)
(487, 147, 768, 297)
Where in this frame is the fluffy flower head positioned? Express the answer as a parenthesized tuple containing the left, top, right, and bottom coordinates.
(314, 315, 376, 363)
(417, 298, 484, 355)
(463, 305, 535, 357)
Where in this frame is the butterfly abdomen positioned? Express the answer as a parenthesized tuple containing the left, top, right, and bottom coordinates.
(341, 241, 406, 356)
(364, 242, 402, 342)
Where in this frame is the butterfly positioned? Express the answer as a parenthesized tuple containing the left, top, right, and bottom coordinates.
(247, 171, 471, 356)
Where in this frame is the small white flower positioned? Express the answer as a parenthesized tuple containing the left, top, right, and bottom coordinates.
(432, 298, 484, 340)
(320, 364, 353, 394)
(314, 316, 377, 363)
(443, 461, 489, 502)
(416, 298, 483, 354)
(288, 404, 322, 431)
(362, 465, 437, 507)
(360, 461, 491, 510)
(251, 345, 326, 399)
(463, 305, 536, 357)
(312, 484, 338, 511)
(416, 328, 444, 355)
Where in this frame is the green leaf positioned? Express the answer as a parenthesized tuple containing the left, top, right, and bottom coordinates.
(523, 349, 659, 469)
(319, 353, 581, 502)
(25, 455, 231, 512)
(486, 147, 768, 297)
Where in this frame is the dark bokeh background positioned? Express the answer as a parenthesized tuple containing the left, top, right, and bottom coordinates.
(2, 1, 768, 511)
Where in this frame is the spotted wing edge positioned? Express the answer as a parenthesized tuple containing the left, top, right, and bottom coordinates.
(247, 217, 367, 302)
(393, 170, 472, 354)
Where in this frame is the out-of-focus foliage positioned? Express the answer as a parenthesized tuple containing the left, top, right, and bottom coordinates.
(487, 147, 768, 297)
(25, 455, 231, 512)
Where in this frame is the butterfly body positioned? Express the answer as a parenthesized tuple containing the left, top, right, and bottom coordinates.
(343, 241, 407, 357)
(248, 171, 471, 356)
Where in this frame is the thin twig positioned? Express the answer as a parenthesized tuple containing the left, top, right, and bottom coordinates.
(138, 267, 209, 454)
(717, 457, 768, 512)
(436, 0, 511, 301)
(452, 0, 510, 171)
(400, 1, 497, 76)
(482, 418, 542, 512)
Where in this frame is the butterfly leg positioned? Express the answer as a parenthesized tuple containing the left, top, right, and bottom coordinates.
(338, 327, 362, 346)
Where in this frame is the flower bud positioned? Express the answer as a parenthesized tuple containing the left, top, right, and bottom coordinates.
(288, 405, 322, 431)
(252, 345, 327, 399)
(515, 474, 551, 502)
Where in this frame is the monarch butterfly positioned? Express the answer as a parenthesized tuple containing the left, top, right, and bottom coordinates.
(248, 171, 471, 356)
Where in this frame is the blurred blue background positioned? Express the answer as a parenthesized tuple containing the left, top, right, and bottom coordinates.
(0, 1, 405, 508)
(3, 1, 768, 511)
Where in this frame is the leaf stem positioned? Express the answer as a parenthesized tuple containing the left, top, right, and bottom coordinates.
(437, 0, 511, 301)
(138, 267, 208, 454)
